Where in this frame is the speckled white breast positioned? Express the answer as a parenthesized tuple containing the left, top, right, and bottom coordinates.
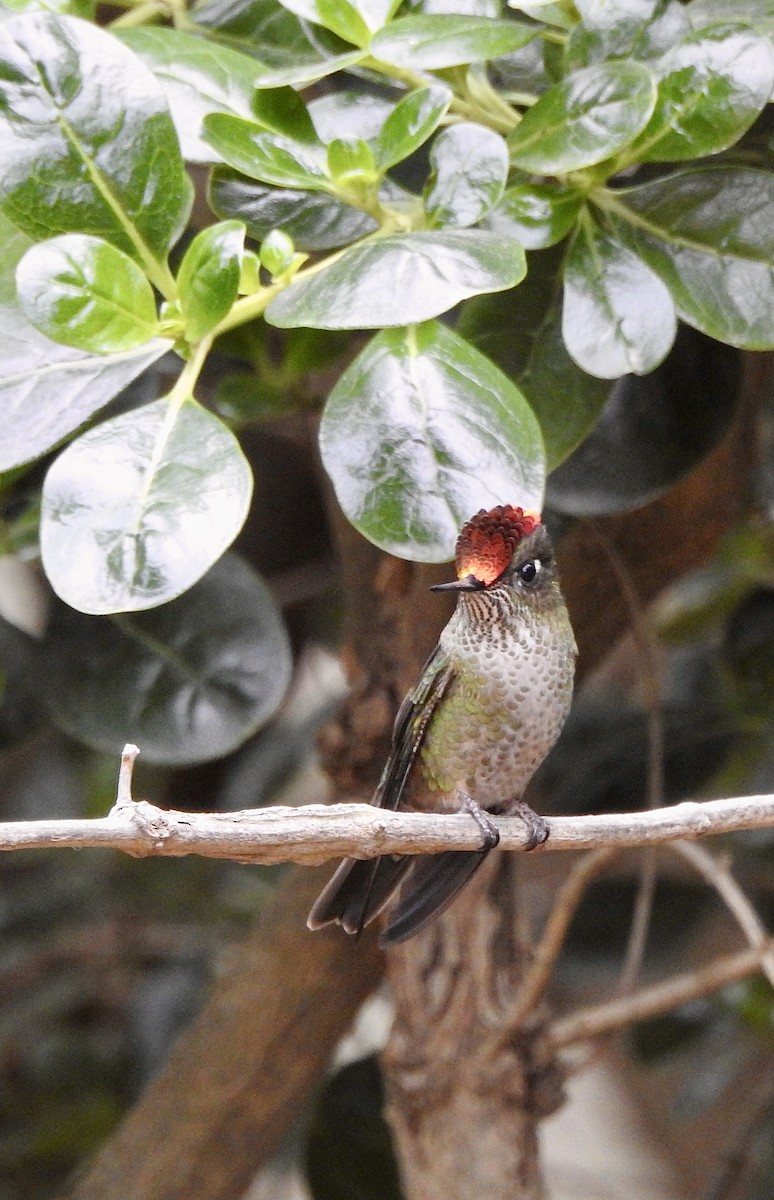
(417, 589, 575, 812)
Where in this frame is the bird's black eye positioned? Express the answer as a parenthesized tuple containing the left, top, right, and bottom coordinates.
(518, 559, 541, 586)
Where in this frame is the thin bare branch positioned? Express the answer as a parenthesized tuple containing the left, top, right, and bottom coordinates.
(2, 793, 774, 863)
(669, 841, 774, 990)
(590, 526, 665, 997)
(509, 848, 620, 1026)
(0, 743, 763, 864)
(551, 941, 774, 1048)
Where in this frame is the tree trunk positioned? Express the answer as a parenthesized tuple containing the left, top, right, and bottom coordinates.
(384, 854, 561, 1200)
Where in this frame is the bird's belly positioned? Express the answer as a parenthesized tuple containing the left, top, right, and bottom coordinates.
(416, 628, 573, 812)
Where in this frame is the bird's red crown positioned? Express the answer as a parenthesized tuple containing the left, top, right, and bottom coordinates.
(455, 505, 540, 586)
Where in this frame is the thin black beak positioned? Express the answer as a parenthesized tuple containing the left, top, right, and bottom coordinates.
(430, 574, 485, 593)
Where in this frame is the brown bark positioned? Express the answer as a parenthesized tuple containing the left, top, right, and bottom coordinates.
(66, 358, 758, 1200)
(384, 854, 562, 1200)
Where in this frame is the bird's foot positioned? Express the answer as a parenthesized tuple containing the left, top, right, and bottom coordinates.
(512, 800, 549, 851)
(459, 790, 500, 851)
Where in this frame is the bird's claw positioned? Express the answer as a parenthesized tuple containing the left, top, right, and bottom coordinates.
(512, 800, 549, 851)
(459, 790, 500, 851)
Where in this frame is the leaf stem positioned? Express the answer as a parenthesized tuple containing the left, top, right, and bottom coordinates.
(211, 245, 351, 336)
(166, 335, 213, 415)
(109, 2, 169, 28)
(364, 55, 517, 135)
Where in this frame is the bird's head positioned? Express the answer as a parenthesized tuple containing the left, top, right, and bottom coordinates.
(430, 505, 557, 602)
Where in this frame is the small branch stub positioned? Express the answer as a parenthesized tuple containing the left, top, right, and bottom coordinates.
(114, 743, 140, 809)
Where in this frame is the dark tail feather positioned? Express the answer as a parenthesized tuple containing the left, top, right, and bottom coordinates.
(307, 855, 413, 936)
(379, 849, 490, 947)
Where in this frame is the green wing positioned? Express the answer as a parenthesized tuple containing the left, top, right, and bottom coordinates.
(306, 645, 456, 938)
(373, 645, 455, 812)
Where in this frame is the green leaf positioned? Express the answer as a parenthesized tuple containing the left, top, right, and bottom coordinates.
(372, 85, 451, 172)
(209, 167, 377, 251)
(1, 0, 95, 17)
(116, 27, 268, 164)
(16, 235, 158, 354)
(0, 14, 192, 279)
(633, 24, 774, 163)
(508, 61, 657, 174)
(370, 14, 536, 69)
(424, 123, 508, 229)
(485, 181, 583, 249)
(177, 220, 245, 342)
(40, 554, 292, 765)
(192, 0, 319, 69)
(566, 0, 690, 68)
(562, 215, 676, 379)
(327, 136, 376, 182)
(41, 396, 253, 614)
(273, 0, 371, 44)
(599, 168, 774, 349)
(248, 49, 366, 87)
(319, 321, 545, 561)
(203, 114, 331, 190)
(274, 0, 400, 38)
(513, 2, 574, 29)
(265, 230, 526, 329)
(688, 0, 774, 38)
(457, 246, 610, 469)
(309, 89, 393, 143)
(0, 215, 170, 471)
(251, 84, 319, 143)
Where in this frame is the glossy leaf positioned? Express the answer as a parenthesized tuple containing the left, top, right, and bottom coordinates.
(458, 247, 610, 470)
(600, 168, 774, 349)
(319, 321, 545, 561)
(513, 2, 574, 29)
(251, 84, 319, 143)
(276, 0, 400, 37)
(508, 61, 657, 174)
(562, 216, 676, 379)
(633, 24, 774, 163)
(566, 0, 690, 68)
(177, 221, 245, 342)
(265, 230, 526, 329)
(203, 114, 331, 190)
(247, 49, 366, 87)
(548, 329, 740, 515)
(209, 167, 376, 250)
(116, 27, 268, 163)
(327, 136, 376, 181)
(2, 0, 96, 14)
(370, 14, 536, 69)
(16, 235, 158, 354)
(273, 0, 371, 44)
(0, 216, 170, 471)
(192, 0, 318, 68)
(485, 182, 583, 250)
(0, 14, 192, 268)
(41, 554, 292, 765)
(41, 397, 253, 614)
(688, 0, 774, 37)
(424, 123, 508, 229)
(309, 89, 393, 143)
(372, 85, 451, 171)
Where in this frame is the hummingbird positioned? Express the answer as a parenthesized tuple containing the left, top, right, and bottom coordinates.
(308, 505, 576, 947)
